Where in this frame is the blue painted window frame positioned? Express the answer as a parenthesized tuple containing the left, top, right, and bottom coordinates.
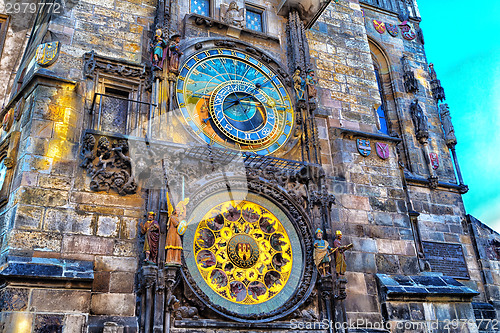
(191, 0, 210, 17)
(245, 6, 264, 32)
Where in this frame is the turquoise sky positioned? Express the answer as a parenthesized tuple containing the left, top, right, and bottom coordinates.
(418, 0, 500, 232)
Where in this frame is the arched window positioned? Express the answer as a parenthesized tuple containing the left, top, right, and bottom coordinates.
(374, 65, 389, 134)
(369, 39, 396, 137)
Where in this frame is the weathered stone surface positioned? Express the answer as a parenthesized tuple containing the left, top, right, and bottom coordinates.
(345, 294, 379, 313)
(34, 314, 64, 332)
(376, 254, 400, 274)
(94, 256, 138, 272)
(120, 217, 138, 240)
(31, 289, 91, 312)
(8, 230, 62, 251)
(14, 205, 44, 230)
(18, 187, 68, 207)
(113, 240, 138, 257)
(109, 272, 135, 293)
(63, 314, 87, 333)
(91, 293, 136, 316)
(0, 288, 29, 311)
(38, 175, 72, 190)
(93, 271, 111, 293)
(97, 215, 120, 237)
(0, 312, 34, 333)
(44, 209, 93, 235)
(62, 235, 114, 255)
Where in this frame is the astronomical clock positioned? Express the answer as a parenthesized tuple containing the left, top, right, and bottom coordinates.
(176, 47, 295, 155)
(172, 41, 317, 323)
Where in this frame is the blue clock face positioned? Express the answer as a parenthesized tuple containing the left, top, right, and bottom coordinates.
(176, 48, 295, 155)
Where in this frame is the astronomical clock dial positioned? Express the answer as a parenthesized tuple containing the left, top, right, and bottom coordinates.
(176, 48, 295, 155)
(182, 192, 307, 321)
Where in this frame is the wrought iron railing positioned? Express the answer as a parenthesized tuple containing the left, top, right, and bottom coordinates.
(89, 93, 155, 137)
(184, 146, 318, 174)
(360, 0, 420, 19)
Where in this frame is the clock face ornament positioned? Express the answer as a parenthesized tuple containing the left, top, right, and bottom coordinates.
(182, 191, 309, 321)
(176, 48, 295, 155)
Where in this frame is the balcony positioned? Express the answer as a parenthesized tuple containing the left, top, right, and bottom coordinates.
(89, 92, 155, 138)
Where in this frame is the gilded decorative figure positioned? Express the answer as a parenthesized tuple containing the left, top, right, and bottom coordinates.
(167, 34, 183, 74)
(222, 1, 245, 28)
(292, 68, 305, 101)
(313, 228, 333, 276)
(141, 211, 160, 265)
(166, 198, 189, 265)
(306, 69, 318, 100)
(333, 230, 353, 275)
(151, 29, 167, 69)
(439, 103, 457, 146)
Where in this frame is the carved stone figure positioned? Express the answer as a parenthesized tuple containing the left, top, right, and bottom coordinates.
(141, 211, 160, 265)
(174, 300, 199, 320)
(401, 55, 419, 93)
(151, 29, 167, 69)
(333, 230, 352, 276)
(166, 198, 189, 265)
(439, 103, 457, 146)
(167, 34, 183, 74)
(80, 134, 137, 195)
(80, 133, 96, 170)
(292, 68, 305, 101)
(409, 98, 429, 141)
(221, 1, 245, 28)
(313, 229, 333, 276)
(429, 63, 446, 102)
(306, 69, 318, 100)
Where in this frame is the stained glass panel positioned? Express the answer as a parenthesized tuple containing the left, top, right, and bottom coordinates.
(246, 9, 263, 32)
(191, 0, 210, 16)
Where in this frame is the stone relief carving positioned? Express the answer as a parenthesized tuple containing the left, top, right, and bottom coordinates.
(79, 133, 138, 195)
(83, 50, 147, 79)
(220, 1, 245, 29)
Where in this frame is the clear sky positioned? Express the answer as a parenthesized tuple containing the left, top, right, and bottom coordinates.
(417, 0, 500, 232)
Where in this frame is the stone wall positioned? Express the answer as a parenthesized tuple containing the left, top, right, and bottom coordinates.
(0, 3, 36, 107)
(0, 0, 496, 331)
(306, 0, 486, 326)
(0, 2, 157, 331)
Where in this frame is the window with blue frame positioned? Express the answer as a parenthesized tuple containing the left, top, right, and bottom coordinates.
(246, 7, 263, 32)
(191, 0, 210, 16)
(374, 68, 389, 135)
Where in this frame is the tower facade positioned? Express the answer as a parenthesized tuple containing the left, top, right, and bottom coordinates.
(0, 0, 498, 332)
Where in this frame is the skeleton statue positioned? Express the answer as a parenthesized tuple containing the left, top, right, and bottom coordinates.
(222, 1, 245, 28)
(439, 103, 457, 146)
